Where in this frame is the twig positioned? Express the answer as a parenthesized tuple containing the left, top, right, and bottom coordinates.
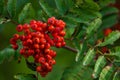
(63, 45, 77, 53)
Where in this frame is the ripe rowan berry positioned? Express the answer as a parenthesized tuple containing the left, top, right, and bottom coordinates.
(103, 28, 112, 36)
(10, 17, 66, 77)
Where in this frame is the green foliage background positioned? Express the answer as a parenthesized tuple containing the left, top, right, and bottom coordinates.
(0, 0, 120, 80)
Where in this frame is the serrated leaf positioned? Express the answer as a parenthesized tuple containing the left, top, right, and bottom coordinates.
(83, 48, 95, 66)
(98, 31, 120, 46)
(86, 18, 102, 34)
(18, 3, 31, 23)
(7, 0, 16, 18)
(61, 62, 93, 80)
(0, 0, 4, 15)
(14, 73, 37, 80)
(113, 71, 120, 80)
(99, 66, 115, 80)
(93, 56, 107, 78)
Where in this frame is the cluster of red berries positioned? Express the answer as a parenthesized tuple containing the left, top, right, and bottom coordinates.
(10, 17, 66, 77)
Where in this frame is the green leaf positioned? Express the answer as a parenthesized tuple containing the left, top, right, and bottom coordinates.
(18, 3, 32, 23)
(113, 71, 120, 80)
(0, 0, 4, 15)
(39, 0, 58, 17)
(99, 66, 115, 80)
(83, 48, 95, 66)
(67, 8, 102, 25)
(0, 48, 14, 64)
(0, 50, 5, 64)
(54, 0, 66, 15)
(93, 56, 107, 78)
(76, 0, 100, 11)
(7, 0, 16, 18)
(61, 62, 93, 80)
(98, 0, 115, 7)
(14, 73, 37, 80)
(101, 6, 118, 17)
(86, 18, 102, 34)
(75, 41, 87, 62)
(63, 16, 78, 28)
(100, 14, 118, 30)
(98, 31, 120, 46)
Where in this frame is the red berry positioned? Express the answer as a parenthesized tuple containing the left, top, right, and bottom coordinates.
(16, 24, 23, 32)
(36, 66, 42, 72)
(103, 28, 112, 36)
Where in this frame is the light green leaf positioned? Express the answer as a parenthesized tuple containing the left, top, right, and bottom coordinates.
(99, 66, 115, 80)
(0, 0, 4, 15)
(83, 48, 95, 66)
(14, 73, 37, 80)
(93, 56, 107, 78)
(98, 31, 120, 46)
(113, 71, 120, 80)
(7, 0, 16, 18)
(18, 3, 31, 23)
(86, 18, 102, 34)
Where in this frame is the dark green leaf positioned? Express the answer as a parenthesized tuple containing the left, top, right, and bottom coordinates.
(54, 0, 67, 15)
(101, 6, 118, 17)
(100, 14, 118, 30)
(7, 0, 16, 18)
(98, 31, 120, 46)
(99, 66, 115, 80)
(76, 0, 100, 11)
(14, 73, 37, 80)
(98, 0, 115, 7)
(83, 48, 95, 66)
(92, 56, 107, 78)
(39, 0, 58, 17)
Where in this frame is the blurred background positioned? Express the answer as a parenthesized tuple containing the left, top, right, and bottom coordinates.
(0, 0, 120, 80)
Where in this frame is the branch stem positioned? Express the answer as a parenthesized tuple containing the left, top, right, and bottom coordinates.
(63, 45, 77, 53)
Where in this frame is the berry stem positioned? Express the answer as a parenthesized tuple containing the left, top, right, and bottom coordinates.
(63, 45, 77, 53)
